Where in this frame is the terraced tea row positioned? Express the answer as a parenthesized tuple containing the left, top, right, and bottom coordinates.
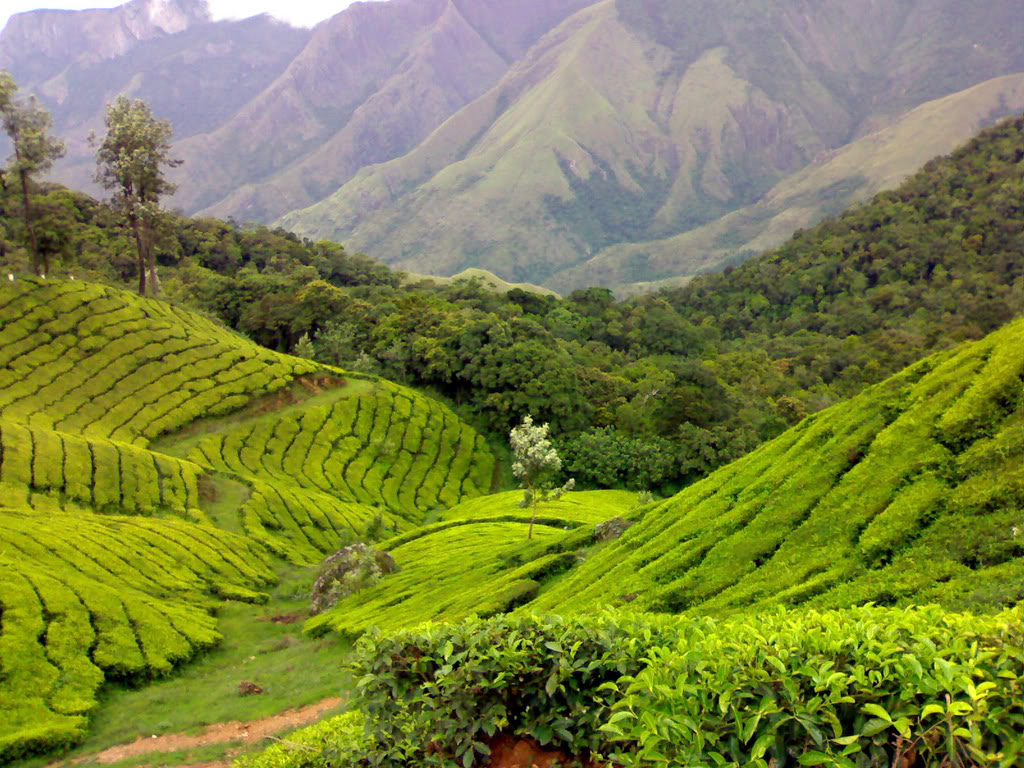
(530, 317, 1024, 616)
(188, 382, 496, 522)
(0, 508, 276, 762)
(0, 419, 204, 515)
(0, 279, 318, 444)
(306, 490, 639, 638)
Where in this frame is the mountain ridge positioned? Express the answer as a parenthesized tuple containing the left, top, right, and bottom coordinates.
(5, 0, 1024, 291)
(276, 0, 1024, 288)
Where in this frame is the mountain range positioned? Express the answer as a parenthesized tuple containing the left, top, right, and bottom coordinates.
(3, 0, 1024, 290)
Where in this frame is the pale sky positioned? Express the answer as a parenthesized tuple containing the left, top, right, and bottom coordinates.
(0, 1, 363, 33)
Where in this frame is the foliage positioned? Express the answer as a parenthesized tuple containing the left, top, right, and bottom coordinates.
(345, 606, 1024, 767)
(510, 416, 575, 538)
(311, 544, 396, 616)
(293, 332, 316, 359)
(606, 606, 1024, 767)
(0, 72, 65, 278)
(234, 712, 364, 768)
(348, 612, 683, 767)
(92, 96, 182, 296)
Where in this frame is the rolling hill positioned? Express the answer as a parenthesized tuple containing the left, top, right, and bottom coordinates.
(0, 277, 497, 760)
(288, 315, 1024, 651)
(527, 315, 1024, 616)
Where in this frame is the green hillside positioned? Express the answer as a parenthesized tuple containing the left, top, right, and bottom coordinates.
(527, 316, 1024, 616)
(563, 73, 1024, 292)
(305, 490, 640, 639)
(278, 0, 1024, 290)
(0, 278, 498, 761)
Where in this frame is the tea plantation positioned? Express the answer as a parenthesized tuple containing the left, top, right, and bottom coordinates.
(529, 315, 1024, 616)
(305, 490, 642, 638)
(4, 276, 1024, 767)
(0, 278, 498, 761)
(251, 317, 1024, 768)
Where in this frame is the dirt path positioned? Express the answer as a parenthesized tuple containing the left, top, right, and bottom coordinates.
(51, 698, 344, 767)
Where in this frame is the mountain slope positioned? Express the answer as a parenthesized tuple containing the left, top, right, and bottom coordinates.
(175, 0, 597, 220)
(530, 316, 1024, 615)
(561, 73, 1024, 293)
(278, 0, 1024, 289)
(0, 277, 497, 759)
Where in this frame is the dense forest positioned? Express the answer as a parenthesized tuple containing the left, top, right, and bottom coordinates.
(1, 115, 1022, 494)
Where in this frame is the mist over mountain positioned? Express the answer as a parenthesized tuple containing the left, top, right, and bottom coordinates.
(3, 0, 1024, 290)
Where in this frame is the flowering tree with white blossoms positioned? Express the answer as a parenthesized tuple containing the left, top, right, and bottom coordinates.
(510, 415, 575, 539)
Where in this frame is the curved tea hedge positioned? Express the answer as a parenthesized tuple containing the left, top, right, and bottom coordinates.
(0, 507, 275, 762)
(530, 316, 1024, 617)
(0, 278, 318, 444)
(189, 382, 495, 524)
(0, 419, 205, 515)
(305, 490, 639, 639)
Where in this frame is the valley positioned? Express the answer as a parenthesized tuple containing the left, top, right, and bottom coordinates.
(1, 1, 1024, 766)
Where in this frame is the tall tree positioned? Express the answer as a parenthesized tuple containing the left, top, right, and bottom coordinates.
(92, 96, 181, 295)
(0, 71, 66, 277)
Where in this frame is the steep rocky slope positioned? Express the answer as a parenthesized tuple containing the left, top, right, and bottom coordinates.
(279, 0, 1024, 288)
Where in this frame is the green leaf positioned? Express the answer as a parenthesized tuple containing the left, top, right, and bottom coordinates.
(860, 703, 892, 723)
(750, 732, 775, 761)
(861, 718, 891, 737)
(546, 672, 559, 697)
(798, 750, 832, 765)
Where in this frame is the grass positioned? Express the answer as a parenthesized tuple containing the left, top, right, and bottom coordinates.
(16, 566, 352, 768)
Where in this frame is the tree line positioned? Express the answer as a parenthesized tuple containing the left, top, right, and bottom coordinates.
(1, 75, 1021, 494)
(1, 72, 178, 295)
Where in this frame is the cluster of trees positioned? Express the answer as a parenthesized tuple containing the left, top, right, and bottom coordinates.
(1, 79, 1021, 494)
(1, 71, 178, 295)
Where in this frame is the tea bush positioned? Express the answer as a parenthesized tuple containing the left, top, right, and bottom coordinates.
(337, 607, 1024, 768)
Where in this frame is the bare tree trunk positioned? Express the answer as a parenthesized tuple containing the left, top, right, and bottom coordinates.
(128, 210, 146, 295)
(144, 222, 159, 296)
(17, 169, 41, 276)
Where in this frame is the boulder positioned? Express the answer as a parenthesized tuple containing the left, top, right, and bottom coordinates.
(594, 517, 634, 541)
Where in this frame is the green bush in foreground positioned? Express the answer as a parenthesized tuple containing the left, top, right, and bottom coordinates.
(235, 712, 364, 768)
(338, 607, 1024, 768)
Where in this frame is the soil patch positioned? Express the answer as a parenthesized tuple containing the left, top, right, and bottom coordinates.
(486, 735, 601, 768)
(256, 613, 304, 625)
(79, 697, 344, 765)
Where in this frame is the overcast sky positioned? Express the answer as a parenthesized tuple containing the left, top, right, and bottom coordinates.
(0, 1, 362, 33)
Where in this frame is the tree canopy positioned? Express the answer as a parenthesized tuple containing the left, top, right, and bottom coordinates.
(92, 96, 181, 295)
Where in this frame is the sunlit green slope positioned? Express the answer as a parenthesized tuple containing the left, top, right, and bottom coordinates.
(305, 490, 641, 638)
(530, 317, 1024, 616)
(0, 278, 497, 761)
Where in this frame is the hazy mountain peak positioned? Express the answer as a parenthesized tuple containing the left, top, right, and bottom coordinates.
(0, 0, 212, 78)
